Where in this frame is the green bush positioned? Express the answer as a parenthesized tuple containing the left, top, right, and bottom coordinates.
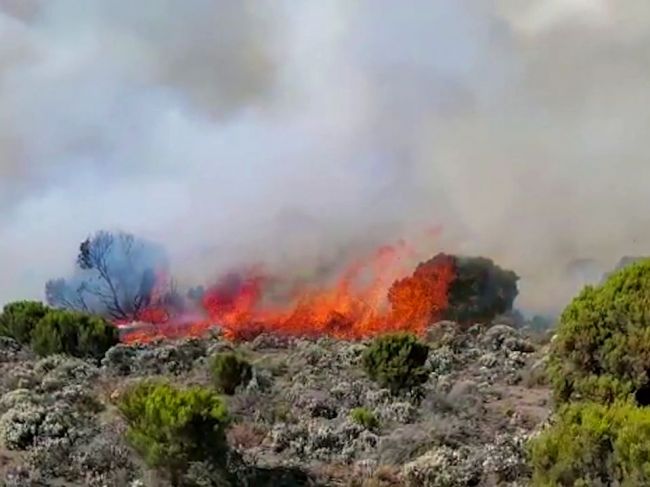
(350, 407, 379, 430)
(210, 352, 253, 395)
(0, 301, 49, 344)
(31, 309, 118, 359)
(548, 259, 650, 405)
(118, 381, 229, 483)
(529, 401, 650, 486)
(362, 333, 429, 394)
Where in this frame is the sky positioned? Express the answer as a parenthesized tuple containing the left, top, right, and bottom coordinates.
(1, 0, 649, 314)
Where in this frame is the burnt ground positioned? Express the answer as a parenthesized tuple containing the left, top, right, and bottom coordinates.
(0, 321, 551, 486)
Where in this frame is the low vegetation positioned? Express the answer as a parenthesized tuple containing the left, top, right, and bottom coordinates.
(0, 252, 606, 485)
(0, 306, 544, 485)
(349, 407, 379, 430)
(0, 301, 119, 359)
(210, 352, 253, 395)
(362, 332, 429, 394)
(548, 259, 650, 405)
(0, 300, 49, 344)
(529, 401, 650, 486)
(118, 380, 230, 483)
(529, 259, 650, 484)
(31, 309, 119, 359)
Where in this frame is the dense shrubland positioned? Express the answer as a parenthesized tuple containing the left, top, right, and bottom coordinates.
(5, 250, 650, 484)
(0, 306, 544, 485)
(530, 259, 650, 485)
(0, 302, 118, 359)
(548, 260, 650, 405)
(0, 252, 547, 486)
(32, 309, 118, 359)
(0, 301, 49, 344)
(529, 401, 650, 486)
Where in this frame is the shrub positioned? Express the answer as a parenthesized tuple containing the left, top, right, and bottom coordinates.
(350, 407, 379, 430)
(529, 401, 650, 486)
(30, 310, 118, 359)
(362, 333, 429, 394)
(548, 259, 650, 405)
(210, 352, 253, 395)
(446, 256, 519, 324)
(387, 254, 518, 330)
(118, 381, 229, 483)
(0, 301, 49, 344)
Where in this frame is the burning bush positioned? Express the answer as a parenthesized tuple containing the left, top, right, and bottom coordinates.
(210, 352, 253, 395)
(362, 333, 429, 394)
(31, 309, 119, 359)
(100, 237, 519, 344)
(118, 380, 229, 483)
(388, 253, 518, 328)
(196, 245, 457, 342)
(0, 300, 49, 345)
(548, 259, 650, 405)
(387, 253, 455, 332)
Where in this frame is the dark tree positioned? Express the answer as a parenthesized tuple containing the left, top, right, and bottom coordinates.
(46, 231, 170, 321)
(446, 256, 519, 324)
(45, 278, 90, 313)
(187, 286, 205, 303)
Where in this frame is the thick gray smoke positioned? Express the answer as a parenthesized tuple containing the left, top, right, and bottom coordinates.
(1, 0, 649, 314)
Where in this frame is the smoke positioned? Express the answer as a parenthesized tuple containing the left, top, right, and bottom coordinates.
(1, 0, 649, 314)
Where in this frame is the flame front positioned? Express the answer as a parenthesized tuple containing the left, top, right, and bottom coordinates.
(119, 241, 457, 343)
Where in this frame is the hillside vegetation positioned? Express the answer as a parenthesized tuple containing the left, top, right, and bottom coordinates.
(0, 304, 549, 485)
(2, 258, 649, 485)
(531, 259, 650, 485)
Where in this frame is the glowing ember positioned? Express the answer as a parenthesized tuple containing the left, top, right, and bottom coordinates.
(119, 240, 457, 343)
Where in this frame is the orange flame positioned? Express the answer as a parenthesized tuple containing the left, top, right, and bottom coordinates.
(119, 240, 456, 343)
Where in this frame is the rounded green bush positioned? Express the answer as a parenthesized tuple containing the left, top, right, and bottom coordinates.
(118, 381, 229, 482)
(548, 259, 650, 405)
(31, 309, 118, 359)
(362, 332, 429, 394)
(447, 256, 519, 324)
(210, 352, 253, 395)
(529, 401, 650, 486)
(0, 301, 49, 344)
(350, 407, 379, 430)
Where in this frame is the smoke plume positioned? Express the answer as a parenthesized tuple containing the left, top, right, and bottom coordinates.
(1, 0, 649, 314)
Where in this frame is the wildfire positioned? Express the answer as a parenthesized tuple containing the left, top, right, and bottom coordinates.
(119, 240, 457, 343)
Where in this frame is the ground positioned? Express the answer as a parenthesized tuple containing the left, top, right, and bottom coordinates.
(0, 321, 551, 486)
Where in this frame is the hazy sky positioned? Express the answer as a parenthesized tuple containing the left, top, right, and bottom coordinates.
(1, 0, 649, 313)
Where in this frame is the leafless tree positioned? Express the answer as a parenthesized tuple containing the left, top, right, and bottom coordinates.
(47, 231, 164, 321)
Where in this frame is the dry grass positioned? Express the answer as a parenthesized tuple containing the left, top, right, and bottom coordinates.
(360, 465, 403, 486)
(227, 422, 268, 450)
